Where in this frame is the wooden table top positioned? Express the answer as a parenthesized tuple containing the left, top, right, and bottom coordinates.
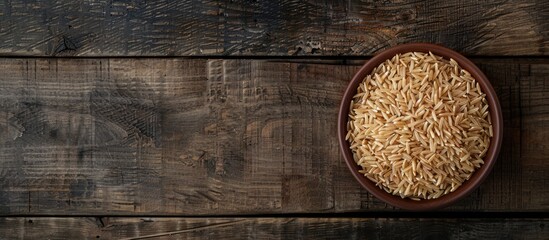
(0, 0, 547, 239)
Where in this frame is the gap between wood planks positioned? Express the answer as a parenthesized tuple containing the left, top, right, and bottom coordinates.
(0, 55, 549, 60)
(4, 212, 547, 218)
(0, 56, 547, 70)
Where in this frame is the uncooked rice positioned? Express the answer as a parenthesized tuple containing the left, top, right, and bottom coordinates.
(346, 52, 492, 200)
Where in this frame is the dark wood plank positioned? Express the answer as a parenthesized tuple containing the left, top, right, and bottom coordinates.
(0, 0, 547, 56)
(0, 217, 546, 239)
(519, 63, 549, 209)
(0, 58, 547, 215)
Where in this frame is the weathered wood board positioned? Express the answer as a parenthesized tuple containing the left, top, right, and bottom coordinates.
(0, 0, 547, 56)
(0, 58, 547, 215)
(0, 217, 547, 240)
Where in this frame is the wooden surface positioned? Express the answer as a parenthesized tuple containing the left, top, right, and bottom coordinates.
(0, 217, 546, 239)
(0, 0, 547, 56)
(0, 58, 547, 215)
(0, 0, 548, 238)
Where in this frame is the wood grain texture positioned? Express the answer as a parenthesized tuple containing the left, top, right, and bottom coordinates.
(0, 0, 547, 56)
(0, 58, 547, 215)
(0, 217, 546, 240)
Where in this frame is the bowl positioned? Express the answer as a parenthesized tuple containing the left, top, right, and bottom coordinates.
(337, 43, 503, 211)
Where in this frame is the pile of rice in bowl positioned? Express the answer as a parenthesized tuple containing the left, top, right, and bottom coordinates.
(346, 52, 493, 200)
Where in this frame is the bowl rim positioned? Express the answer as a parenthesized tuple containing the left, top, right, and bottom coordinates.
(337, 43, 503, 211)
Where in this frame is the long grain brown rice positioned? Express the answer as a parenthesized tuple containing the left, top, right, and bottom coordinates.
(346, 52, 492, 200)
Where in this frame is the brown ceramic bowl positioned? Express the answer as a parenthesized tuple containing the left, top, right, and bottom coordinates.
(338, 43, 503, 211)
